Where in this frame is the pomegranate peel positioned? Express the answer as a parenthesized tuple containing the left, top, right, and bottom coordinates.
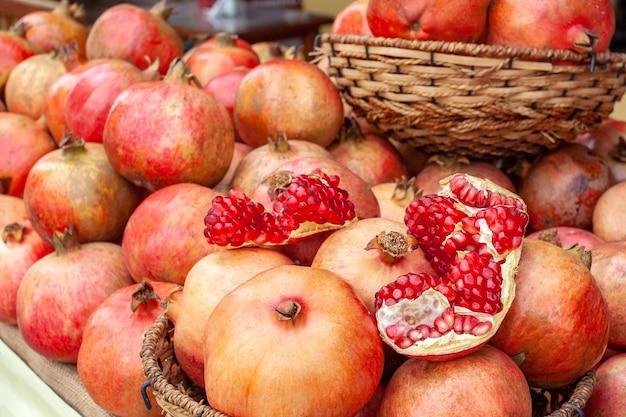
(375, 173, 528, 360)
(204, 169, 356, 248)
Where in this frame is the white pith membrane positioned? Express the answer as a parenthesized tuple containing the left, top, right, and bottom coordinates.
(376, 174, 525, 358)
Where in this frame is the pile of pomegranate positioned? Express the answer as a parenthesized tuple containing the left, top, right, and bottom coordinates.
(1, 1, 626, 417)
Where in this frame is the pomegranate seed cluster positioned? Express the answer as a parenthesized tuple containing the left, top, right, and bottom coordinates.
(376, 173, 529, 358)
(204, 170, 356, 247)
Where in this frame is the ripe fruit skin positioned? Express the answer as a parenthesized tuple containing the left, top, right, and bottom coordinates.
(517, 144, 613, 233)
(487, 0, 615, 53)
(233, 59, 344, 149)
(489, 238, 609, 389)
(77, 280, 177, 417)
(203, 265, 385, 417)
(22, 139, 141, 243)
(592, 181, 626, 241)
(0, 112, 56, 197)
(378, 345, 533, 417)
(169, 247, 293, 388)
(103, 60, 235, 192)
(331, 0, 373, 35)
(0, 195, 28, 227)
(121, 183, 223, 285)
(366, 0, 491, 42)
(525, 226, 604, 251)
(16, 229, 135, 363)
(85, 3, 184, 75)
(0, 29, 39, 92)
(583, 353, 626, 417)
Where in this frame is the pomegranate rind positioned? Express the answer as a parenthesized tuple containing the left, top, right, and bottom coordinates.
(375, 173, 527, 360)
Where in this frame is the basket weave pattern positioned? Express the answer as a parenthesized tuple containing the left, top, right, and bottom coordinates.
(314, 34, 626, 157)
(141, 313, 597, 417)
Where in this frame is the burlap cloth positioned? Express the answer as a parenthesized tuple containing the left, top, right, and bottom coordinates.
(0, 322, 115, 417)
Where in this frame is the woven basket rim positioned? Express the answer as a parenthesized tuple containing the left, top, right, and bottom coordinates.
(315, 33, 626, 66)
(141, 313, 597, 417)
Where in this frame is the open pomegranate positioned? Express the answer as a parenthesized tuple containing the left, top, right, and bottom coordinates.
(375, 173, 529, 360)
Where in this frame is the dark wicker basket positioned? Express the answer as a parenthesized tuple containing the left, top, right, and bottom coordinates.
(313, 33, 626, 158)
(140, 313, 597, 417)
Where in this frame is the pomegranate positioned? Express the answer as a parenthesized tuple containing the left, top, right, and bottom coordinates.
(169, 247, 293, 388)
(489, 238, 609, 389)
(230, 134, 333, 195)
(233, 59, 344, 148)
(526, 225, 604, 250)
(415, 153, 516, 196)
(0, 195, 27, 226)
(213, 141, 253, 194)
(377, 345, 532, 417)
(202, 67, 251, 120)
(64, 58, 159, 143)
(517, 143, 613, 233)
(374, 173, 528, 361)
(487, 0, 616, 53)
(103, 59, 235, 192)
(331, 0, 373, 35)
(16, 227, 135, 363)
(371, 177, 421, 224)
(121, 182, 223, 285)
(328, 117, 409, 187)
(0, 222, 54, 325)
(576, 118, 626, 182)
(592, 180, 626, 241)
(77, 280, 177, 417)
(203, 264, 385, 417)
(583, 353, 626, 416)
(366, 0, 491, 42)
(22, 136, 141, 243)
(0, 112, 56, 197)
(185, 32, 260, 87)
(4, 51, 68, 121)
(85, 1, 184, 75)
(0, 26, 40, 93)
(590, 239, 626, 350)
(250, 156, 381, 220)
(16, 0, 87, 57)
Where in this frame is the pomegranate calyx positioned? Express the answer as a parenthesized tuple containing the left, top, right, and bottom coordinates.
(2, 222, 25, 244)
(365, 231, 417, 263)
(130, 280, 161, 313)
(0, 177, 12, 195)
(275, 300, 301, 325)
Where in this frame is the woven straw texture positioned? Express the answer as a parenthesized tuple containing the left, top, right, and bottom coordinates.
(141, 313, 597, 417)
(313, 33, 626, 158)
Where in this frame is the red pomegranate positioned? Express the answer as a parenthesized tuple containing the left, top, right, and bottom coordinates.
(525, 225, 604, 250)
(583, 353, 626, 416)
(517, 143, 613, 233)
(202, 67, 251, 118)
(16, 227, 135, 363)
(85, 1, 184, 75)
(331, 0, 373, 35)
(592, 180, 626, 241)
(22, 136, 141, 243)
(103, 59, 235, 192)
(371, 177, 421, 224)
(77, 280, 178, 417)
(487, 0, 615, 53)
(489, 238, 609, 389)
(169, 247, 294, 388)
(0, 222, 54, 325)
(374, 174, 528, 361)
(576, 118, 626, 182)
(328, 117, 409, 187)
(4, 52, 68, 121)
(121, 182, 224, 285)
(233, 59, 344, 148)
(0, 26, 40, 93)
(203, 264, 385, 417)
(213, 141, 253, 193)
(590, 239, 626, 350)
(377, 345, 532, 417)
(64, 58, 159, 143)
(415, 153, 516, 196)
(230, 134, 332, 195)
(0, 112, 56, 197)
(185, 32, 259, 87)
(15, 0, 88, 57)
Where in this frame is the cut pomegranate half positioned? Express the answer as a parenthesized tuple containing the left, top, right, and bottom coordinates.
(204, 169, 356, 248)
(375, 173, 529, 361)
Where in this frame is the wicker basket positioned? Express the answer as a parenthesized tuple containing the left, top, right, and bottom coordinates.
(140, 313, 597, 417)
(313, 33, 626, 158)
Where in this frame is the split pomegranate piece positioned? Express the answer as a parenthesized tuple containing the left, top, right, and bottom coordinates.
(376, 173, 529, 360)
(204, 169, 356, 247)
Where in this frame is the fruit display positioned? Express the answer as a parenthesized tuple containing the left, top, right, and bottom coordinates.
(1, 1, 626, 417)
